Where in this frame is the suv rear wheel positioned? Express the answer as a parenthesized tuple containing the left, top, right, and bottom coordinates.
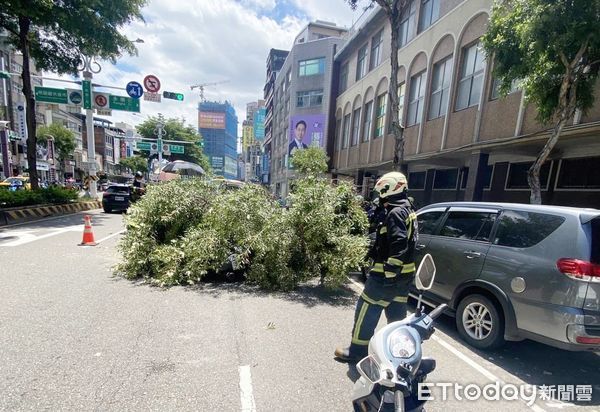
(456, 294, 505, 350)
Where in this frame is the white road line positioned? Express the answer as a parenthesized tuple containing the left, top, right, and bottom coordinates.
(95, 229, 126, 244)
(0, 225, 81, 247)
(239, 365, 256, 412)
(346, 276, 547, 412)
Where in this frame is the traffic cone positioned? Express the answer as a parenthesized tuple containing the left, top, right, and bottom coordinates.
(79, 215, 97, 246)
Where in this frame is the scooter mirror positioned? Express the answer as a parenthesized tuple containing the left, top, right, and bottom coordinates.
(356, 356, 383, 384)
(415, 254, 436, 291)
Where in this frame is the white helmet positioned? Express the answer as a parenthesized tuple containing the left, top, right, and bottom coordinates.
(374, 172, 408, 199)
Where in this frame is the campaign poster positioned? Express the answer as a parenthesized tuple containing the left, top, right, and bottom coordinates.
(288, 114, 325, 157)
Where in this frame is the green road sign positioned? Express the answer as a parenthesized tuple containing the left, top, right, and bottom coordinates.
(0, 71, 10, 80)
(136, 142, 151, 151)
(170, 144, 184, 154)
(109, 95, 140, 112)
(82, 80, 92, 109)
(35, 87, 68, 104)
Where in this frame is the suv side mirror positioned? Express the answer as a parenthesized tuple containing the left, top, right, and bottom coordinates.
(415, 254, 436, 291)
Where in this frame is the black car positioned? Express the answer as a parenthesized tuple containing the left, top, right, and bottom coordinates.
(102, 184, 131, 213)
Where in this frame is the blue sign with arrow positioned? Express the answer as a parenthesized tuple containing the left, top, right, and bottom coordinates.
(126, 81, 144, 99)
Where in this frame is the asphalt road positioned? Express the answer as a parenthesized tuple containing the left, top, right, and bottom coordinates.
(0, 211, 598, 411)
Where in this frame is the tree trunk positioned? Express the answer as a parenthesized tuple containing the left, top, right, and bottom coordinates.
(387, 5, 404, 172)
(18, 16, 39, 189)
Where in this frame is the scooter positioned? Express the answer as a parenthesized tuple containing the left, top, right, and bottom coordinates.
(352, 254, 447, 412)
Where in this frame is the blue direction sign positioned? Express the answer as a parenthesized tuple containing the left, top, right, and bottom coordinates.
(126, 81, 144, 99)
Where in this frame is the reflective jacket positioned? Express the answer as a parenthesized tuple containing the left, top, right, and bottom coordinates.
(369, 198, 418, 280)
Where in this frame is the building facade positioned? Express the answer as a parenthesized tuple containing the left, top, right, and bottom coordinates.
(269, 21, 348, 198)
(333, 1, 600, 208)
(198, 101, 238, 180)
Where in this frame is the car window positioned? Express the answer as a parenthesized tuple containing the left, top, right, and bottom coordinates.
(439, 211, 497, 241)
(493, 210, 565, 248)
(107, 186, 129, 195)
(592, 218, 600, 264)
(418, 211, 445, 235)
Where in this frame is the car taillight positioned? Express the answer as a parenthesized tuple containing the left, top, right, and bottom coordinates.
(103, 192, 110, 198)
(556, 258, 600, 282)
(575, 336, 600, 345)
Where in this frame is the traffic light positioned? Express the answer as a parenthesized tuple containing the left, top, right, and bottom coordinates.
(163, 91, 184, 101)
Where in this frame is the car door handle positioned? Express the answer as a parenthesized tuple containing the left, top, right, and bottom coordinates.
(464, 251, 482, 259)
(415, 244, 426, 251)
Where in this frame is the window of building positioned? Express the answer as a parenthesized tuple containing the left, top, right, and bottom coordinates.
(298, 58, 325, 76)
(356, 44, 369, 81)
(362, 100, 374, 142)
(408, 171, 426, 189)
(335, 118, 342, 149)
(398, 0, 417, 47)
(494, 210, 565, 248)
(296, 89, 323, 108)
(418, 210, 445, 235)
(557, 157, 600, 189)
(370, 30, 384, 70)
(490, 77, 520, 100)
(428, 56, 453, 119)
(375, 93, 387, 138)
(460, 168, 469, 189)
(407, 71, 426, 126)
(342, 113, 351, 149)
(433, 168, 458, 189)
(439, 211, 497, 242)
(351, 108, 361, 146)
(456, 42, 486, 110)
(418, 0, 440, 32)
(506, 161, 552, 190)
(398, 83, 406, 126)
(340, 62, 349, 92)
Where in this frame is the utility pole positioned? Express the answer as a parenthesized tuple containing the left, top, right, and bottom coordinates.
(155, 113, 166, 165)
(79, 55, 101, 199)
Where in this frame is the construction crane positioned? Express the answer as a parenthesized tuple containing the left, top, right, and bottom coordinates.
(190, 80, 230, 102)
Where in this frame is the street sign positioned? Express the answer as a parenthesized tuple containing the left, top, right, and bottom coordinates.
(82, 80, 92, 109)
(150, 142, 159, 154)
(144, 92, 161, 103)
(93, 92, 110, 109)
(163, 91, 184, 101)
(143, 75, 161, 92)
(97, 109, 112, 116)
(109, 95, 140, 112)
(35, 87, 68, 104)
(135, 141, 151, 151)
(126, 81, 144, 99)
(162, 143, 171, 156)
(170, 144, 185, 154)
(0, 71, 10, 80)
(67, 89, 83, 105)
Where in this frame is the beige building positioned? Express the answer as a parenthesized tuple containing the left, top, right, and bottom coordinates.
(332, 0, 600, 208)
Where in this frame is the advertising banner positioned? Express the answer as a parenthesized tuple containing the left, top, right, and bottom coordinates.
(199, 111, 226, 129)
(211, 156, 224, 174)
(288, 114, 325, 157)
(254, 108, 266, 140)
(224, 156, 237, 177)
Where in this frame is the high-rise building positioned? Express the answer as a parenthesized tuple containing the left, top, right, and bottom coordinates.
(268, 21, 348, 197)
(198, 100, 238, 179)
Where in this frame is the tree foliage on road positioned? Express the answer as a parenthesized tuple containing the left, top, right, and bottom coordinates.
(0, 0, 146, 189)
(119, 156, 148, 174)
(135, 117, 211, 173)
(117, 148, 368, 290)
(482, 0, 600, 204)
(36, 123, 76, 172)
(345, 0, 407, 172)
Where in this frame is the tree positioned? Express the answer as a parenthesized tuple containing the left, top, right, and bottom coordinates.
(37, 123, 76, 177)
(119, 156, 148, 174)
(346, 1, 407, 172)
(290, 146, 329, 177)
(0, 0, 146, 189)
(136, 117, 211, 172)
(482, 0, 600, 204)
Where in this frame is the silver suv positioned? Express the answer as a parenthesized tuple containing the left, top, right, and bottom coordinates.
(415, 202, 600, 351)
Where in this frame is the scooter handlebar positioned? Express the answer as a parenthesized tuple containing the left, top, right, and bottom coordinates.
(428, 304, 448, 320)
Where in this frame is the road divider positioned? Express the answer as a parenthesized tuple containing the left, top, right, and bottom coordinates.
(0, 201, 101, 226)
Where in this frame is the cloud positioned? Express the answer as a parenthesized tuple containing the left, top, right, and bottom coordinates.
(43, 0, 365, 138)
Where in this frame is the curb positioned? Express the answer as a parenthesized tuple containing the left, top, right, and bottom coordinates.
(0, 201, 102, 227)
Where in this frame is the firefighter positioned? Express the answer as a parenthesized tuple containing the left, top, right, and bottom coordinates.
(335, 172, 418, 362)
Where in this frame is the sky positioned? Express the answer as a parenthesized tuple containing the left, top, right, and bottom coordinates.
(44, 0, 370, 136)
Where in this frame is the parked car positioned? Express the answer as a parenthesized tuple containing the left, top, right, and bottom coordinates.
(0, 176, 31, 190)
(102, 184, 131, 213)
(414, 202, 600, 352)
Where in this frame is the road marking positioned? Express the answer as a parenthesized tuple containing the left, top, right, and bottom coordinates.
(1, 209, 102, 228)
(0, 225, 81, 247)
(95, 229, 126, 244)
(239, 365, 256, 412)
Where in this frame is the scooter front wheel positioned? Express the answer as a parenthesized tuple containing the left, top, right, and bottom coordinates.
(394, 390, 405, 412)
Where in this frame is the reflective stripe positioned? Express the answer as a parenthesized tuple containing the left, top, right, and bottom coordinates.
(387, 257, 404, 266)
(384, 271, 397, 278)
(361, 292, 390, 307)
(393, 296, 408, 303)
(406, 212, 417, 240)
(371, 263, 384, 273)
(401, 263, 416, 274)
(353, 302, 370, 344)
(379, 226, 387, 234)
(351, 336, 371, 345)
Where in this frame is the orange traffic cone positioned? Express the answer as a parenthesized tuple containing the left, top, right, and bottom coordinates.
(79, 215, 97, 246)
